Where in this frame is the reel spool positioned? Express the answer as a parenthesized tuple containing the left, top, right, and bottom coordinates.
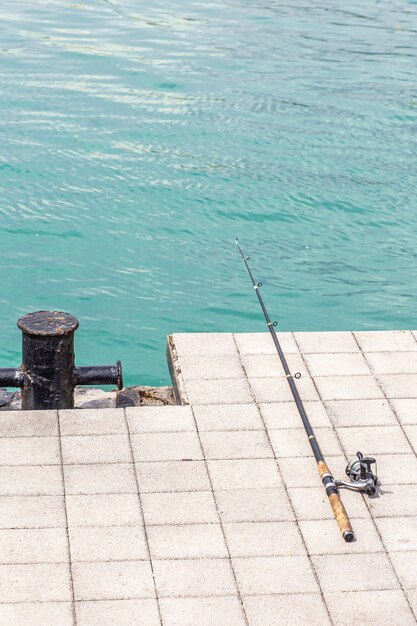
(335, 451, 378, 496)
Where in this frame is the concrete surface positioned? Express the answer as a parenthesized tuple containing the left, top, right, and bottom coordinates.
(0, 331, 415, 625)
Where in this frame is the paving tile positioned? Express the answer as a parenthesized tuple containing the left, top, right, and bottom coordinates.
(243, 594, 331, 626)
(66, 494, 141, 527)
(126, 405, 195, 433)
(0, 528, 68, 564)
(367, 485, 417, 517)
(147, 523, 227, 559)
(325, 590, 416, 626)
(73, 560, 155, 600)
(269, 427, 343, 458)
(59, 408, 127, 435)
(390, 399, 417, 424)
(374, 517, 417, 552)
(173, 333, 237, 356)
(404, 424, 417, 451)
(235, 332, 299, 355)
(365, 351, 417, 375)
(337, 425, 412, 456)
(193, 403, 264, 431)
(136, 460, 211, 493)
(355, 330, 417, 352)
(0, 436, 60, 465)
(0, 495, 66, 528)
(0, 563, 71, 602)
(287, 487, 370, 520)
(294, 331, 358, 353)
(207, 459, 281, 490)
(153, 558, 236, 597)
(70, 526, 148, 561)
(223, 521, 305, 557)
(378, 374, 417, 398)
(179, 354, 245, 380)
(233, 555, 319, 594)
(312, 553, 399, 592)
(304, 352, 371, 376)
(406, 588, 417, 616)
(159, 596, 246, 626)
(260, 401, 332, 429)
(76, 599, 160, 626)
(200, 430, 273, 459)
(314, 375, 384, 400)
(389, 552, 417, 589)
(324, 399, 396, 427)
(61, 434, 131, 464)
(375, 454, 417, 485)
(299, 518, 384, 554)
(63, 463, 137, 494)
(250, 375, 319, 403)
(278, 455, 348, 488)
(216, 487, 294, 522)
(131, 432, 202, 462)
(0, 602, 73, 626)
(141, 491, 218, 525)
(0, 410, 58, 437)
(185, 378, 253, 405)
(0, 465, 63, 496)
(240, 353, 306, 378)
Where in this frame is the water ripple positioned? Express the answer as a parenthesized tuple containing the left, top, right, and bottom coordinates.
(0, 0, 416, 384)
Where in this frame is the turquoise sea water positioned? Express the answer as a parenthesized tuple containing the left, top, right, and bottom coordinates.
(1, 1, 417, 386)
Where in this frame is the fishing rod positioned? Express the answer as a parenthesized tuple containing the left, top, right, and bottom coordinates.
(235, 239, 378, 542)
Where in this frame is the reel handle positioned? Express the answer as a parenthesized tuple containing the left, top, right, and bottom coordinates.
(358, 452, 377, 480)
(338, 451, 379, 496)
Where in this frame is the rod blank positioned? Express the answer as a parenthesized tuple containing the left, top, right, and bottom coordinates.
(235, 238, 355, 542)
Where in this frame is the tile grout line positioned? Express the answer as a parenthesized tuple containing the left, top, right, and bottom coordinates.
(292, 332, 358, 475)
(0, 446, 373, 468)
(123, 408, 164, 626)
(387, 330, 417, 458)
(0, 544, 403, 566)
(188, 402, 251, 626)
(0, 444, 415, 468)
(57, 410, 77, 626)
(1, 486, 415, 499)
(0, 585, 406, 607)
(351, 332, 417, 621)
(232, 333, 335, 626)
(163, 372, 417, 381)
(0, 510, 417, 528)
(178, 395, 413, 405)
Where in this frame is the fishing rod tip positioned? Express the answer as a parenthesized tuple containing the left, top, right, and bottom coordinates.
(234, 237, 239, 244)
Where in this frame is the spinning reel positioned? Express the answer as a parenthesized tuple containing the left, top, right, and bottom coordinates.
(335, 451, 378, 496)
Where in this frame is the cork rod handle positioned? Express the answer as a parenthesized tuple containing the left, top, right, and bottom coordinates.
(328, 492, 355, 542)
(317, 461, 355, 542)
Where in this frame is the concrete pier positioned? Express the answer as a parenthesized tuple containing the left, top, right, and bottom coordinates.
(0, 331, 416, 625)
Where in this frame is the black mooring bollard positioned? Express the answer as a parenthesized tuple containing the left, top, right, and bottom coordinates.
(0, 311, 123, 410)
